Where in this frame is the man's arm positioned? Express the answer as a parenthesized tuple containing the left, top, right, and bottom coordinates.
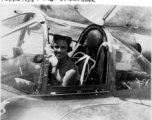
(62, 69, 77, 86)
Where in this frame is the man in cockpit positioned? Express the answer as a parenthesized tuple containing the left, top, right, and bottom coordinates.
(2, 34, 79, 94)
(46, 34, 80, 86)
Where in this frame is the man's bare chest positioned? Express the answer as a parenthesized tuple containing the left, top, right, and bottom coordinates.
(51, 65, 67, 82)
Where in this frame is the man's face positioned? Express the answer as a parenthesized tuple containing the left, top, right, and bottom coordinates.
(54, 39, 68, 60)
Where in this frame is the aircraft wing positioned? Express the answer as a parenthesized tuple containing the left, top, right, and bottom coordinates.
(1, 95, 151, 120)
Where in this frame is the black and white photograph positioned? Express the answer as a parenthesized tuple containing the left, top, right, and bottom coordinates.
(0, 3, 151, 120)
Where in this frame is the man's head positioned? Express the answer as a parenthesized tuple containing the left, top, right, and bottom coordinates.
(53, 34, 72, 60)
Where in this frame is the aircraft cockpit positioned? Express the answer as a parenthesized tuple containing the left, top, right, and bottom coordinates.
(1, 8, 151, 100)
(1, 12, 47, 96)
(1, 5, 151, 120)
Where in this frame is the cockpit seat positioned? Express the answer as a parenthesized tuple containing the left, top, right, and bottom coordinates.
(84, 30, 107, 85)
(72, 29, 107, 85)
(85, 30, 104, 60)
(93, 43, 108, 84)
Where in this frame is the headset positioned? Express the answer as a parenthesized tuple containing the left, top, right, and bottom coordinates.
(50, 34, 73, 52)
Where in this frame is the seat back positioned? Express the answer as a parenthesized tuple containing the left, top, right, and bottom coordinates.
(91, 43, 108, 84)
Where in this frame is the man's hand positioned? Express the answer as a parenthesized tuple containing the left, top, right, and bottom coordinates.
(49, 55, 58, 67)
(45, 44, 54, 57)
(45, 44, 58, 66)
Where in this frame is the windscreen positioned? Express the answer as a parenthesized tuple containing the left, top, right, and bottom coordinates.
(1, 13, 35, 35)
(1, 21, 44, 94)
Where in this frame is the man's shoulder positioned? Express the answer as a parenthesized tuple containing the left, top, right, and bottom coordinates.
(65, 58, 77, 70)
